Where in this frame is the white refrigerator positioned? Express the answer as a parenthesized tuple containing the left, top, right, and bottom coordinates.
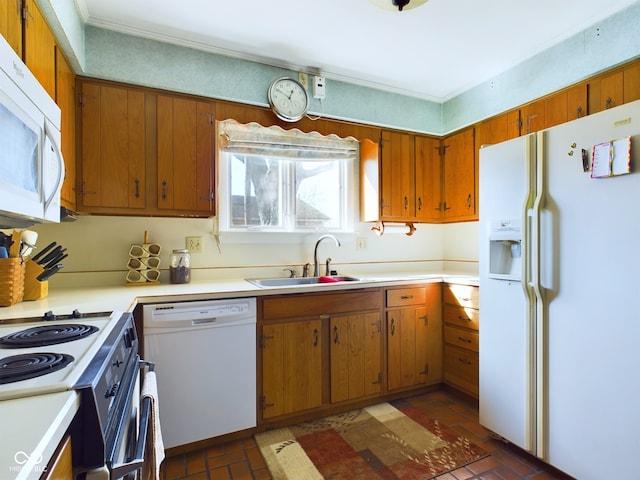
(479, 100, 640, 479)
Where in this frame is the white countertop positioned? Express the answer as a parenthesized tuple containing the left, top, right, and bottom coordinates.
(0, 272, 478, 476)
(0, 391, 79, 480)
(0, 273, 478, 320)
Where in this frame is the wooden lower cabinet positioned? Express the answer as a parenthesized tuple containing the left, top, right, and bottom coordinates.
(258, 283, 448, 426)
(386, 284, 442, 391)
(330, 312, 382, 403)
(259, 289, 383, 422)
(261, 319, 322, 418)
(42, 434, 72, 480)
(443, 284, 480, 397)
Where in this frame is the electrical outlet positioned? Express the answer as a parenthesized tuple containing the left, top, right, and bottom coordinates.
(356, 237, 367, 250)
(185, 236, 203, 253)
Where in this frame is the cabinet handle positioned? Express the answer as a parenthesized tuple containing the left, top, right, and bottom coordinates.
(458, 336, 472, 344)
(313, 328, 319, 347)
(390, 318, 395, 336)
(417, 197, 422, 211)
(443, 201, 451, 211)
(134, 179, 140, 198)
(458, 357, 472, 366)
(605, 97, 613, 109)
(418, 314, 428, 326)
(576, 105, 584, 118)
(466, 194, 472, 209)
(161, 181, 167, 200)
(457, 315, 471, 322)
(404, 196, 408, 210)
(333, 325, 339, 344)
(419, 363, 429, 376)
(400, 295, 414, 300)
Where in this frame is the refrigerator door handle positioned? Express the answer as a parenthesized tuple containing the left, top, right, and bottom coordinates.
(533, 131, 548, 460)
(521, 133, 539, 455)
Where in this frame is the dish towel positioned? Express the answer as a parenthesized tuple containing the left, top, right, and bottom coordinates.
(141, 370, 165, 480)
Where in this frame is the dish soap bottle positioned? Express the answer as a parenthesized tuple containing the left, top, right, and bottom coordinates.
(170, 249, 191, 284)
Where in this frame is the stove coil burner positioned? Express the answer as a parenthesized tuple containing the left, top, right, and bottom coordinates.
(0, 324, 99, 348)
(0, 353, 74, 384)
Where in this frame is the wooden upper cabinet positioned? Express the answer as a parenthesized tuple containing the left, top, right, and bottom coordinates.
(0, 0, 23, 56)
(79, 81, 146, 210)
(156, 94, 215, 214)
(623, 63, 640, 104)
(380, 130, 415, 221)
(56, 50, 76, 210)
(520, 98, 545, 134)
(23, 0, 55, 99)
(544, 83, 587, 129)
(414, 135, 441, 222)
(590, 70, 624, 113)
(442, 127, 476, 220)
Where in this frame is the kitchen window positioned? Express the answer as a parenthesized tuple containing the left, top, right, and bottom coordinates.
(217, 120, 357, 233)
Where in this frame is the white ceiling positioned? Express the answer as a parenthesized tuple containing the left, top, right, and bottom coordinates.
(77, 0, 638, 102)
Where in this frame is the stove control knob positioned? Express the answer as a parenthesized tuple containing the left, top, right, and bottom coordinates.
(105, 383, 119, 398)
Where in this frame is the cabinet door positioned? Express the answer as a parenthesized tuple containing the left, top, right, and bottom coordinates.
(330, 312, 382, 403)
(520, 99, 545, 134)
(623, 63, 640, 104)
(0, 0, 22, 56)
(23, 0, 55, 98)
(157, 95, 215, 214)
(56, 50, 76, 210)
(261, 320, 322, 419)
(599, 70, 624, 111)
(545, 85, 589, 128)
(442, 128, 476, 220)
(414, 135, 441, 222)
(387, 307, 417, 390)
(79, 82, 146, 209)
(380, 131, 415, 220)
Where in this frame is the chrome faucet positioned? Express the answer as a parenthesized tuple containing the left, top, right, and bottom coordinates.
(313, 234, 340, 277)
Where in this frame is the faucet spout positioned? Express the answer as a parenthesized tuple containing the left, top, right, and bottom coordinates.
(313, 234, 340, 277)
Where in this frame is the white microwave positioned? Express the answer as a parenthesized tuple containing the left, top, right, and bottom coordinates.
(0, 34, 64, 228)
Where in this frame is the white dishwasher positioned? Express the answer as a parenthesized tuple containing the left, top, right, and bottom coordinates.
(143, 297, 256, 449)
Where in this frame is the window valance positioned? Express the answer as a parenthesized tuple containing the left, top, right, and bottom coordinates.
(216, 119, 358, 161)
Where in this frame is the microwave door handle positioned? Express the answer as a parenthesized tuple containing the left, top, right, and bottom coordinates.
(43, 120, 65, 214)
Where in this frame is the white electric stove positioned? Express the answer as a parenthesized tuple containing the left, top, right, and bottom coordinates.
(0, 310, 122, 401)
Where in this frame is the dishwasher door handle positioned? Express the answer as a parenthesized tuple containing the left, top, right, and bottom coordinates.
(192, 318, 216, 325)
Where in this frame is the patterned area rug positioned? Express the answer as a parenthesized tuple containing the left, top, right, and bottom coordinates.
(255, 401, 488, 479)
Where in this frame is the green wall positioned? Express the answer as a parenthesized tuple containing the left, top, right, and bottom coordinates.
(43, 1, 640, 135)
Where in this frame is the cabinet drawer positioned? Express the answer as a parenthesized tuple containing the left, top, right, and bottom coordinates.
(444, 304, 479, 331)
(444, 345, 479, 396)
(443, 284, 479, 309)
(444, 325, 479, 352)
(262, 289, 382, 320)
(386, 287, 427, 307)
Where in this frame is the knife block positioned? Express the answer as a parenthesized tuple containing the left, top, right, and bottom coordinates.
(23, 259, 48, 301)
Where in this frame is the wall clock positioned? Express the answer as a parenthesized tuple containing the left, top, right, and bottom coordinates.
(267, 77, 309, 122)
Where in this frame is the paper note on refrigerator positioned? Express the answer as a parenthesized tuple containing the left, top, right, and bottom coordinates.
(590, 137, 631, 178)
(611, 137, 631, 175)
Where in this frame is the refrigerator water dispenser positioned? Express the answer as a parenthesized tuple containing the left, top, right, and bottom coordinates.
(488, 218, 522, 281)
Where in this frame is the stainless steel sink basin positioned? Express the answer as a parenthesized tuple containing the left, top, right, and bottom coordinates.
(246, 276, 361, 288)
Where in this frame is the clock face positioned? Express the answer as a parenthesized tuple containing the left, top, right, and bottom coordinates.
(268, 77, 309, 122)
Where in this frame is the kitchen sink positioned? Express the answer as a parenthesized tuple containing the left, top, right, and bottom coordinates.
(246, 275, 361, 288)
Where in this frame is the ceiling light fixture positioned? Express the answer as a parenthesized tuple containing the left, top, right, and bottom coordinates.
(369, 0, 429, 12)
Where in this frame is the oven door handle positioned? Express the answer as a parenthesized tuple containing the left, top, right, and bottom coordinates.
(110, 395, 152, 479)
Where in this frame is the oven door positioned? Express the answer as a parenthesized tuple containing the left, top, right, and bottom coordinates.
(86, 361, 156, 480)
